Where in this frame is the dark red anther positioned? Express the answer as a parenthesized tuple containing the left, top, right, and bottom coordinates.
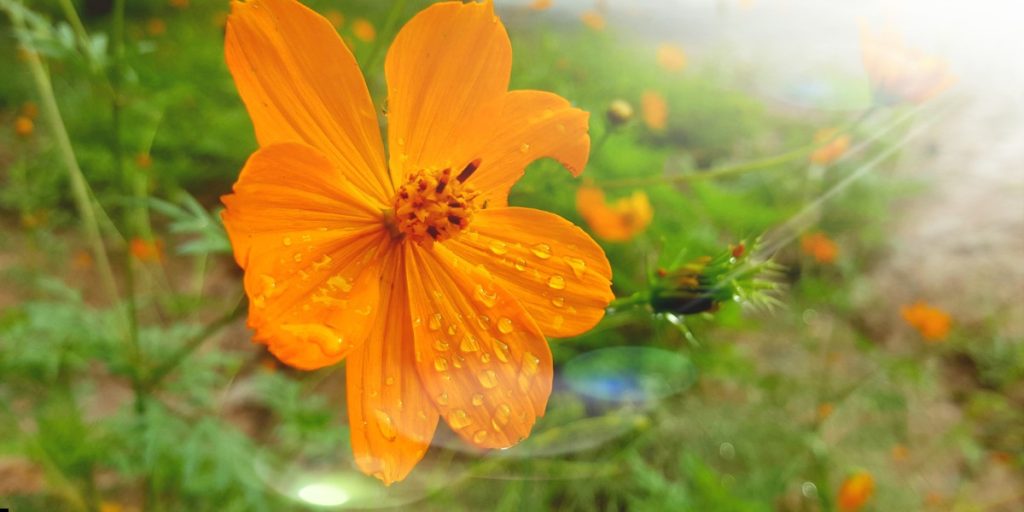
(732, 243, 746, 258)
(456, 158, 481, 182)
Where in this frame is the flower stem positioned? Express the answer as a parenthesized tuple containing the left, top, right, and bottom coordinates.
(362, 0, 408, 74)
(6, 3, 119, 307)
(609, 291, 649, 310)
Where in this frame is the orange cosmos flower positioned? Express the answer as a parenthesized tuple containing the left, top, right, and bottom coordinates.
(222, 0, 612, 484)
(810, 128, 851, 166)
(860, 24, 956, 105)
(656, 43, 687, 72)
(837, 471, 875, 511)
(900, 301, 951, 342)
(14, 115, 34, 137)
(580, 11, 606, 31)
(576, 184, 652, 242)
(641, 90, 668, 131)
(800, 231, 838, 264)
(129, 237, 164, 262)
(352, 18, 376, 42)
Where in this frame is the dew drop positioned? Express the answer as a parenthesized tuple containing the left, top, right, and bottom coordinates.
(564, 257, 586, 278)
(548, 275, 566, 290)
(476, 315, 490, 330)
(312, 254, 332, 271)
(433, 338, 450, 351)
(478, 370, 498, 389)
(531, 243, 552, 259)
(519, 143, 530, 153)
(327, 275, 352, 292)
(497, 317, 514, 334)
(448, 409, 471, 429)
(488, 240, 508, 255)
(551, 296, 565, 308)
(494, 340, 511, 363)
(374, 409, 397, 441)
(473, 430, 489, 443)
(523, 352, 540, 375)
(428, 313, 442, 331)
(293, 253, 303, 263)
(472, 394, 484, 406)
(438, 391, 449, 405)
(282, 236, 292, 247)
(514, 258, 527, 271)
(447, 324, 459, 336)
(452, 354, 465, 369)
(495, 403, 512, 425)
(460, 335, 480, 353)
(385, 376, 395, 386)
(434, 356, 449, 372)
(480, 353, 491, 364)
(474, 284, 497, 307)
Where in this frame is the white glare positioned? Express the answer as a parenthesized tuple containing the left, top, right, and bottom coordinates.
(297, 482, 351, 507)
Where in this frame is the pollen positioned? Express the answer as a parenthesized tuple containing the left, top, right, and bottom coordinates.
(392, 162, 480, 247)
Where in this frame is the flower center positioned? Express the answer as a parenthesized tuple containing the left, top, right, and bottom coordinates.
(390, 160, 480, 247)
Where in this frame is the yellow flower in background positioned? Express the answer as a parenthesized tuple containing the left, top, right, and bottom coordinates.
(901, 301, 951, 342)
(800, 232, 838, 264)
(580, 11, 606, 31)
(529, 0, 553, 11)
(810, 128, 851, 166)
(860, 24, 956, 105)
(656, 43, 687, 72)
(641, 90, 668, 131)
(352, 18, 376, 42)
(324, 10, 344, 29)
(223, 0, 611, 484)
(14, 115, 34, 137)
(576, 184, 653, 242)
(837, 471, 875, 511)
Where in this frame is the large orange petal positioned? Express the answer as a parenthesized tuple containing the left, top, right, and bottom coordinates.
(384, 0, 511, 183)
(346, 247, 439, 485)
(406, 243, 553, 449)
(225, 0, 391, 203)
(470, 91, 591, 207)
(444, 208, 613, 338)
(222, 143, 386, 369)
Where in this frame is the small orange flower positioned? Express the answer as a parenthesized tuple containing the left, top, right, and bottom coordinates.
(324, 10, 344, 29)
(223, 0, 612, 484)
(169, 0, 189, 9)
(20, 101, 38, 119)
(837, 471, 875, 512)
(580, 11, 606, 31)
(73, 250, 94, 270)
(146, 18, 167, 36)
(901, 301, 951, 342)
(860, 24, 956, 105)
(576, 184, 652, 242)
(810, 128, 851, 166)
(891, 443, 909, 462)
(135, 152, 152, 169)
(656, 43, 687, 72)
(352, 18, 376, 42)
(641, 90, 668, 131)
(14, 116, 34, 137)
(529, 0, 552, 10)
(129, 237, 164, 262)
(817, 402, 834, 421)
(800, 232, 838, 264)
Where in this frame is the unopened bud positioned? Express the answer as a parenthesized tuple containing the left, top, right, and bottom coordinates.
(606, 99, 634, 127)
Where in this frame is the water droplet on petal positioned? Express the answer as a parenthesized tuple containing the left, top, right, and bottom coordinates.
(523, 352, 540, 375)
(472, 394, 484, 406)
(438, 392, 449, 405)
(564, 257, 586, 278)
(476, 315, 490, 330)
(428, 313, 442, 331)
(494, 340, 511, 363)
(374, 409, 397, 441)
(514, 258, 527, 271)
(488, 240, 508, 255)
(282, 236, 292, 246)
(519, 143, 530, 153)
(433, 338, 450, 351)
(531, 243, 552, 259)
(293, 253, 303, 262)
(495, 403, 512, 425)
(474, 284, 497, 307)
(548, 275, 566, 290)
(478, 370, 498, 389)
(497, 317, 514, 334)
(434, 357, 449, 372)
(480, 353, 491, 364)
(473, 430, 489, 443)
(460, 335, 480, 353)
(447, 324, 459, 336)
(385, 376, 395, 386)
(448, 409, 471, 429)
(327, 275, 352, 292)
(551, 296, 565, 308)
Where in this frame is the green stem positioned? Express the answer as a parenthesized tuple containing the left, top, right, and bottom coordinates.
(361, 0, 407, 74)
(609, 291, 649, 310)
(6, 4, 120, 306)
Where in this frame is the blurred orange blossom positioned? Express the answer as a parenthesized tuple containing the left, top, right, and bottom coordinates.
(860, 24, 956, 105)
(576, 184, 653, 242)
(222, 0, 612, 484)
(656, 43, 687, 72)
(901, 301, 951, 342)
(837, 471, 875, 511)
(800, 231, 838, 264)
(641, 90, 668, 131)
(810, 128, 850, 166)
